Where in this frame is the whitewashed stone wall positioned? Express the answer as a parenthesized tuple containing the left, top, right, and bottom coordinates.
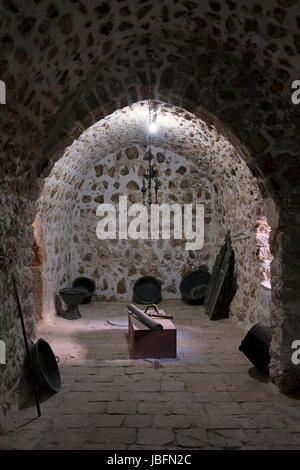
(70, 144, 222, 301)
(36, 159, 77, 322)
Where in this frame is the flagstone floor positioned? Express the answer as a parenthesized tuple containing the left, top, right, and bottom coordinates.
(1, 300, 300, 450)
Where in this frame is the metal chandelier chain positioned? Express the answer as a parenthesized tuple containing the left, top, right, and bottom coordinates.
(141, 50, 161, 206)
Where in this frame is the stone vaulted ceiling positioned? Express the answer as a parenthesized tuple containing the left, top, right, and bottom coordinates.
(0, 0, 299, 202)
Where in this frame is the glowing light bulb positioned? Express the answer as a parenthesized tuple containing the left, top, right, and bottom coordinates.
(149, 121, 157, 133)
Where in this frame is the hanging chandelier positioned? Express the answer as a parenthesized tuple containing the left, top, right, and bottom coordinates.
(141, 51, 161, 206)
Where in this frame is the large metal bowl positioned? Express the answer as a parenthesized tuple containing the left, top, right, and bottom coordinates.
(31, 338, 61, 393)
(133, 276, 162, 304)
(180, 269, 211, 304)
(72, 277, 96, 304)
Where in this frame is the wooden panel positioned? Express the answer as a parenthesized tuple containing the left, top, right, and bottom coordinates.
(204, 232, 233, 320)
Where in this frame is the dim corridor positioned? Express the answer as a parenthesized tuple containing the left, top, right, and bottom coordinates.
(1, 301, 300, 450)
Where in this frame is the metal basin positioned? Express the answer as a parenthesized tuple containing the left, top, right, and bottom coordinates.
(59, 287, 87, 319)
(31, 338, 61, 393)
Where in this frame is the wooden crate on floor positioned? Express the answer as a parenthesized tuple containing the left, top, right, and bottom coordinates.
(128, 313, 177, 359)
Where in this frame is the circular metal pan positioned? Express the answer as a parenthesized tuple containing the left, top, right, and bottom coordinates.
(31, 338, 61, 393)
(72, 277, 96, 304)
(133, 276, 162, 304)
(180, 269, 211, 304)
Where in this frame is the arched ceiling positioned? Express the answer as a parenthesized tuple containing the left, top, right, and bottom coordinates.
(1, 0, 299, 197)
(37, 100, 261, 327)
(2, 0, 299, 101)
(39, 101, 260, 229)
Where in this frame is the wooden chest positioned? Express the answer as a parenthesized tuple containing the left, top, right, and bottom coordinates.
(128, 313, 177, 359)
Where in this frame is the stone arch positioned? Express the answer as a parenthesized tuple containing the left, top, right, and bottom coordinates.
(33, 42, 298, 390)
(35, 99, 273, 361)
(30, 218, 46, 323)
(24, 37, 298, 394)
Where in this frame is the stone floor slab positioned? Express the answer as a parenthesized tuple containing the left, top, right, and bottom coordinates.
(1, 300, 300, 450)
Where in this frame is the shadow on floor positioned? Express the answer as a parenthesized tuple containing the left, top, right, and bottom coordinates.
(18, 359, 57, 411)
(53, 327, 132, 366)
(248, 366, 269, 383)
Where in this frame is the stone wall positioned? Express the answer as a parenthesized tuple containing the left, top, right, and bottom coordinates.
(70, 144, 222, 301)
(0, 189, 36, 432)
(36, 156, 80, 322)
(256, 216, 273, 286)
